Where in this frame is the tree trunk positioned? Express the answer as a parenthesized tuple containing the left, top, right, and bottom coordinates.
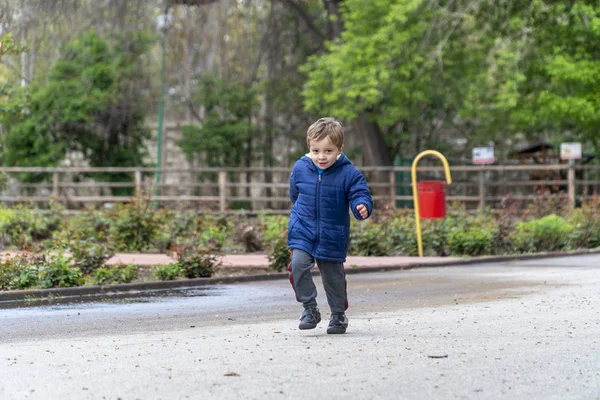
(351, 114, 393, 167)
(323, 0, 394, 169)
(323, 0, 343, 39)
(218, 0, 229, 78)
(182, 8, 193, 122)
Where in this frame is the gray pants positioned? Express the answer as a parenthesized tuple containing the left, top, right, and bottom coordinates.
(288, 249, 348, 314)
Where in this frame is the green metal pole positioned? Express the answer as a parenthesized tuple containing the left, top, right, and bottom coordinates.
(155, 27, 167, 196)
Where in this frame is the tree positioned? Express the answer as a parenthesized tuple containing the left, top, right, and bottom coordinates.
(0, 33, 27, 60)
(301, 0, 600, 161)
(0, 31, 153, 187)
(454, 1, 600, 156)
(301, 0, 455, 161)
(178, 74, 259, 168)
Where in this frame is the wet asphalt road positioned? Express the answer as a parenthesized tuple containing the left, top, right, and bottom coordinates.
(1, 256, 599, 400)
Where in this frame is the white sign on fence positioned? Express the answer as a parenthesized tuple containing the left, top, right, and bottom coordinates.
(472, 147, 495, 164)
(560, 142, 582, 160)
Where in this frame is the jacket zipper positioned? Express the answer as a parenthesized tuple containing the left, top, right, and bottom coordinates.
(315, 174, 322, 253)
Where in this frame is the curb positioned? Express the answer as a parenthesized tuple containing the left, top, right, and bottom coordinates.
(2, 248, 599, 306)
(341, 248, 600, 275)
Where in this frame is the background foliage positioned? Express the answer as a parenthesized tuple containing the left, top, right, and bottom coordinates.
(3, 199, 600, 286)
(2, 1, 598, 172)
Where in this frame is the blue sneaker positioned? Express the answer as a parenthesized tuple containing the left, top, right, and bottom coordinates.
(299, 307, 321, 330)
(327, 313, 348, 334)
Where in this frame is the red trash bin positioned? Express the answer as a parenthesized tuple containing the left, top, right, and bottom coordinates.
(417, 180, 446, 219)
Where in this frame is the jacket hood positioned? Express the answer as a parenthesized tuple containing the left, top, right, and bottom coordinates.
(301, 153, 351, 171)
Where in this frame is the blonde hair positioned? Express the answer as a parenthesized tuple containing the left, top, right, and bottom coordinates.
(306, 117, 344, 149)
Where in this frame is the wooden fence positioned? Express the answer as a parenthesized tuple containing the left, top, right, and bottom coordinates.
(1, 164, 599, 212)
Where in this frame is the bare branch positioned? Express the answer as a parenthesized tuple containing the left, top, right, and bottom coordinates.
(248, 0, 275, 85)
(276, 0, 326, 46)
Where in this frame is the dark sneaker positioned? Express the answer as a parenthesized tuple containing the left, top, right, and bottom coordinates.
(327, 313, 348, 334)
(299, 307, 321, 330)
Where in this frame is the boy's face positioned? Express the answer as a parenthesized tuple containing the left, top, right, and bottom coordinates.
(309, 137, 343, 170)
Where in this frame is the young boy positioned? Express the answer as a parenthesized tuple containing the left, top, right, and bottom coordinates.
(287, 117, 373, 334)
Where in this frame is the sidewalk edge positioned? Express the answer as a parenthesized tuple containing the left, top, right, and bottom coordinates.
(2, 248, 599, 304)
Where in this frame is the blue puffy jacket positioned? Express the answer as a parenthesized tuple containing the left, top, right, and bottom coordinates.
(287, 153, 373, 262)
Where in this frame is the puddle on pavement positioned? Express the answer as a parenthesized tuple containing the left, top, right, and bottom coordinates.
(0, 286, 223, 310)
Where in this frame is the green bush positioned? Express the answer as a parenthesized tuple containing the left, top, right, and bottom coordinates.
(92, 264, 138, 285)
(567, 208, 600, 250)
(64, 208, 112, 243)
(195, 216, 233, 251)
(511, 214, 574, 253)
(448, 225, 495, 256)
(152, 209, 195, 252)
(417, 218, 454, 257)
(176, 244, 221, 278)
(2, 204, 64, 250)
(260, 215, 289, 244)
(268, 232, 290, 272)
(0, 257, 19, 290)
(153, 263, 181, 281)
(11, 265, 39, 289)
(108, 199, 166, 252)
(349, 219, 393, 256)
(0, 254, 43, 290)
(491, 219, 517, 256)
(0, 206, 13, 226)
(92, 267, 112, 285)
(38, 252, 83, 288)
(69, 239, 115, 275)
(380, 211, 417, 255)
(0, 172, 7, 191)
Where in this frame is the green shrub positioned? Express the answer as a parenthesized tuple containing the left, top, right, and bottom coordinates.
(115, 264, 139, 283)
(418, 218, 454, 257)
(108, 199, 166, 252)
(69, 240, 115, 275)
(349, 219, 393, 256)
(0, 172, 7, 191)
(10, 260, 40, 290)
(195, 216, 232, 251)
(63, 208, 112, 243)
(92, 267, 112, 285)
(0, 207, 11, 249)
(0, 257, 18, 290)
(491, 219, 517, 255)
(567, 208, 600, 249)
(448, 226, 495, 256)
(2, 204, 64, 250)
(38, 252, 83, 288)
(0, 254, 43, 290)
(150, 209, 191, 252)
(176, 244, 221, 278)
(153, 263, 181, 281)
(260, 215, 289, 244)
(511, 214, 574, 253)
(92, 264, 138, 285)
(381, 212, 417, 255)
(11, 267, 38, 289)
(268, 232, 290, 272)
(0, 206, 13, 226)
(0, 264, 19, 291)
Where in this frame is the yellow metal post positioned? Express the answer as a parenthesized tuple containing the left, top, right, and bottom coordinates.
(411, 150, 452, 257)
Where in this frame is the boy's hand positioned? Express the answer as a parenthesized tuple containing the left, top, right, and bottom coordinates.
(356, 204, 369, 219)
